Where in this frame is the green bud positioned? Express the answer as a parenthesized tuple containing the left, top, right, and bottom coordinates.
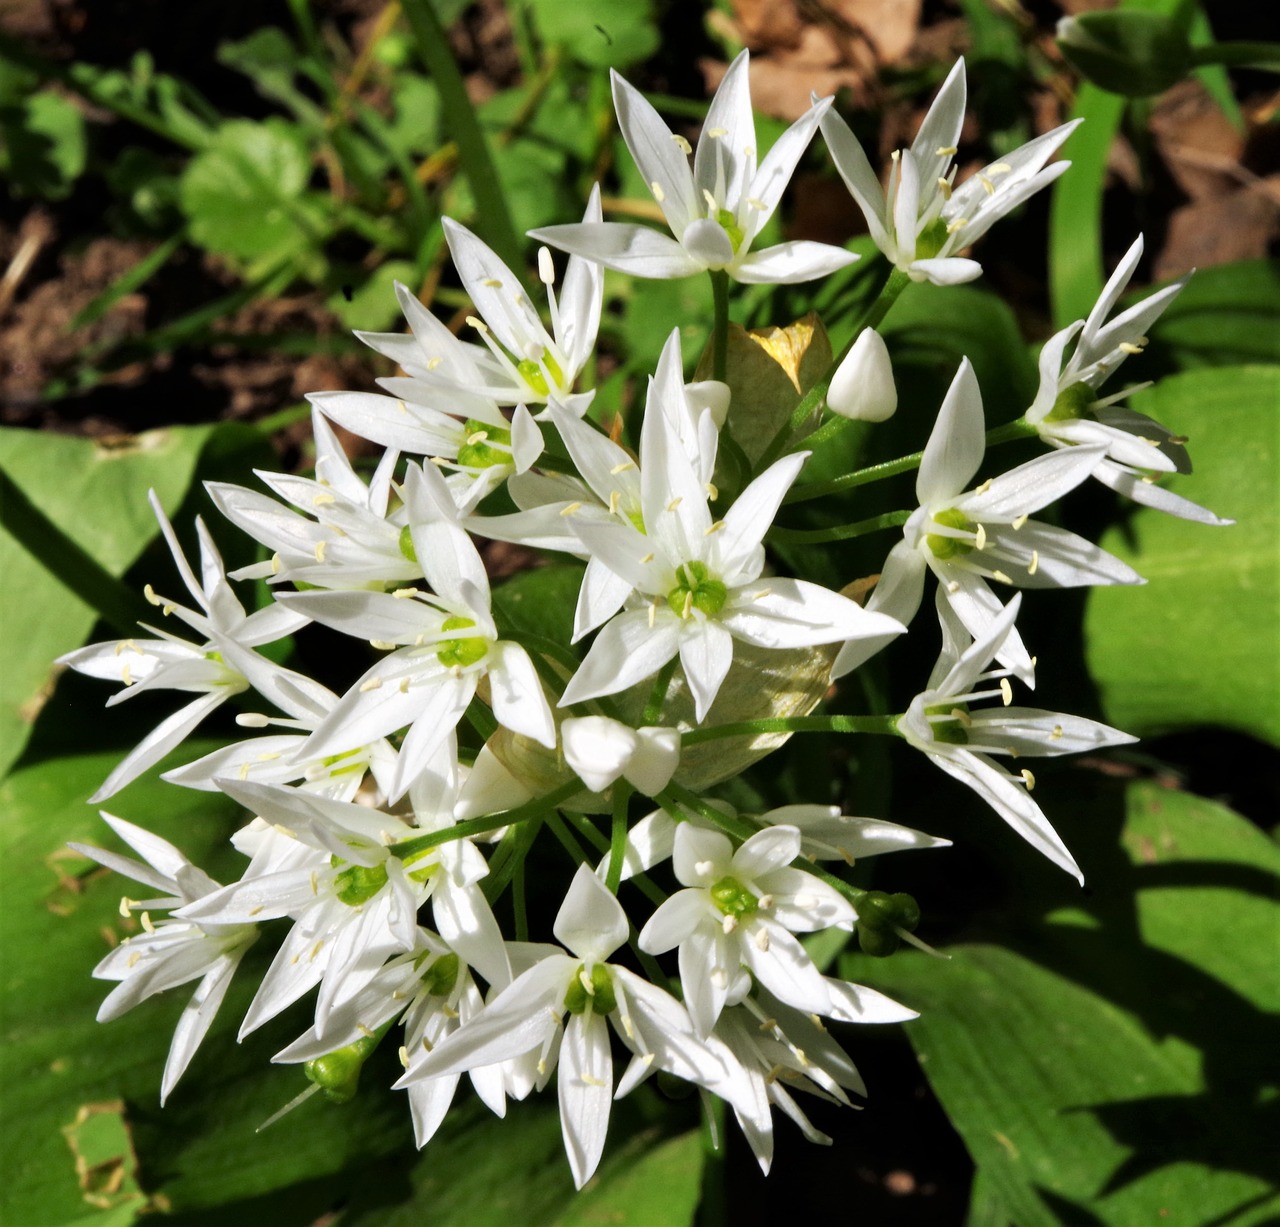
(1056, 12, 1193, 98)
(667, 561, 728, 618)
(856, 890, 922, 959)
(457, 419, 513, 470)
(925, 507, 976, 560)
(563, 963, 618, 1016)
(398, 524, 417, 563)
(330, 858, 389, 907)
(709, 875, 759, 918)
(436, 615, 488, 669)
(304, 1033, 379, 1103)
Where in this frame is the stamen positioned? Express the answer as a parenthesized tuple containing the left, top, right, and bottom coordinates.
(314, 541, 327, 563)
(666, 497, 682, 512)
(482, 278, 502, 288)
(974, 523, 987, 551)
(937, 177, 953, 201)
(560, 502, 582, 517)
(946, 217, 968, 234)
(1027, 550, 1040, 576)
(670, 133, 692, 155)
(650, 181, 666, 203)
(610, 461, 636, 475)
(754, 927, 770, 952)
(988, 162, 1012, 175)
(990, 569, 1013, 585)
(538, 247, 555, 286)
(312, 493, 336, 506)
(978, 174, 996, 196)
(704, 521, 725, 536)
(1119, 341, 1145, 355)
(999, 678, 1013, 706)
(935, 146, 958, 157)
(370, 639, 396, 651)
(360, 677, 383, 692)
(639, 553, 655, 565)
(1021, 768, 1036, 790)
(392, 587, 421, 598)
(707, 126, 728, 138)
(1012, 513, 1028, 530)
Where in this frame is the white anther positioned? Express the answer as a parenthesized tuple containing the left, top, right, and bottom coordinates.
(722, 914, 738, 934)
(538, 247, 555, 286)
(694, 860, 715, 877)
(754, 927, 770, 952)
(360, 677, 383, 692)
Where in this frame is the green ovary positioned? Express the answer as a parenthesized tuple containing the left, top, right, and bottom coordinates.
(436, 615, 488, 668)
(331, 858, 388, 906)
(420, 952, 459, 998)
(516, 351, 565, 398)
(710, 875, 759, 918)
(924, 702, 970, 745)
(667, 561, 727, 618)
(916, 217, 950, 259)
(925, 507, 976, 559)
(457, 419, 513, 469)
(398, 525, 417, 562)
(1044, 381, 1095, 423)
(715, 208, 745, 252)
(563, 963, 618, 1016)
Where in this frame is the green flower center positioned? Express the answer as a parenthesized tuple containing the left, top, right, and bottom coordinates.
(419, 951, 459, 998)
(925, 507, 976, 559)
(516, 351, 565, 398)
(305, 1033, 379, 1103)
(916, 217, 950, 260)
(667, 561, 727, 618)
(436, 615, 488, 669)
(398, 525, 417, 563)
(330, 857, 388, 907)
(709, 875, 758, 918)
(925, 701, 970, 745)
(563, 963, 617, 1016)
(1044, 381, 1096, 424)
(715, 208, 745, 252)
(457, 419, 513, 469)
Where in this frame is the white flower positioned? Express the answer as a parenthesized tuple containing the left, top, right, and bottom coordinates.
(834, 358, 1140, 682)
(561, 716, 680, 796)
(208, 409, 416, 590)
(898, 590, 1136, 881)
(557, 370, 902, 720)
(639, 823, 854, 1035)
(57, 491, 320, 801)
(1025, 236, 1230, 525)
(820, 58, 1080, 285)
(68, 815, 256, 1104)
(397, 865, 746, 1189)
(530, 51, 857, 285)
(827, 327, 897, 422)
(278, 462, 556, 799)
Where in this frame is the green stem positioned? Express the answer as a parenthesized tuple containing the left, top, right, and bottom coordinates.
(1190, 40, 1280, 70)
(754, 265, 911, 473)
(680, 715, 898, 746)
(709, 270, 730, 383)
(399, 0, 525, 274)
(769, 510, 910, 546)
(483, 814, 544, 903)
(605, 781, 633, 893)
(641, 658, 678, 725)
(392, 779, 579, 861)
(511, 853, 529, 941)
(782, 417, 1037, 506)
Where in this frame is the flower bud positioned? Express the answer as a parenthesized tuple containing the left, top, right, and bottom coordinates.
(562, 716, 680, 797)
(827, 328, 897, 423)
(1056, 12, 1192, 97)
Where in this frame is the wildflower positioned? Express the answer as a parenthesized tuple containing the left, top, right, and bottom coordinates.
(531, 51, 858, 284)
(827, 328, 898, 422)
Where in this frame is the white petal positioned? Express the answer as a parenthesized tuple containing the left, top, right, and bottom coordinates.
(610, 71, 699, 235)
(638, 888, 710, 955)
(827, 328, 897, 422)
(960, 445, 1104, 520)
(678, 619, 734, 721)
(673, 823, 732, 886)
(713, 453, 806, 578)
(562, 716, 639, 793)
(554, 864, 629, 961)
(528, 222, 701, 279)
(681, 218, 735, 270)
(487, 640, 556, 748)
(818, 108, 888, 251)
(732, 241, 859, 284)
(559, 1012, 614, 1189)
(917, 357, 984, 503)
(694, 49, 755, 211)
(740, 919, 830, 1014)
(909, 257, 983, 285)
(822, 977, 919, 1024)
(723, 577, 901, 649)
(560, 612, 682, 708)
(732, 825, 801, 880)
(627, 727, 681, 796)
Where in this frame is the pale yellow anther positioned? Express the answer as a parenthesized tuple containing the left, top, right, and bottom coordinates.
(1012, 513, 1028, 530)
(976, 478, 993, 494)
(482, 278, 502, 288)
(722, 914, 738, 935)
(991, 569, 1013, 585)
(314, 540, 327, 563)
(978, 174, 996, 196)
(312, 492, 336, 507)
(1051, 724, 1064, 740)
(559, 502, 583, 517)
(754, 927, 770, 952)
(399, 677, 411, 693)
(608, 491, 621, 515)
(311, 871, 319, 895)
(248, 905, 264, 917)
(271, 553, 281, 574)
(466, 430, 489, 447)
(988, 162, 1012, 176)
(119, 896, 136, 918)
(127, 952, 141, 968)
(752, 588, 772, 601)
(757, 1017, 778, 1033)
(1021, 768, 1036, 791)
(650, 181, 666, 203)
(398, 1045, 410, 1069)
(745, 196, 767, 211)
(648, 602, 657, 629)
(426, 356, 443, 371)
(704, 521, 725, 536)
(937, 177, 953, 201)
(238, 762, 251, 780)
(707, 126, 728, 139)
(682, 591, 693, 618)
(581, 1074, 608, 1088)
(311, 940, 325, 961)
(666, 496, 683, 512)
(360, 677, 383, 692)
(640, 553, 655, 565)
(936, 145, 958, 157)
(1119, 341, 1145, 355)
(947, 580, 961, 594)
(951, 707, 972, 727)
(1028, 550, 1040, 576)
(702, 188, 718, 214)
(999, 678, 1013, 706)
(743, 144, 756, 159)
(144, 583, 161, 606)
(121, 664, 133, 687)
(466, 315, 488, 334)
(891, 149, 902, 162)
(706, 482, 718, 500)
(946, 217, 969, 234)
(393, 586, 421, 599)
(357, 1022, 375, 1038)
(670, 133, 692, 155)
(610, 461, 636, 475)
(757, 894, 774, 909)
(975, 523, 987, 551)
(370, 639, 396, 651)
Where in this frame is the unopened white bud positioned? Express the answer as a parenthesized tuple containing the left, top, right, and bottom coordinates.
(827, 328, 897, 423)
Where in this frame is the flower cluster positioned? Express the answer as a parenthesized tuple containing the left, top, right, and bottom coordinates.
(63, 52, 1223, 1186)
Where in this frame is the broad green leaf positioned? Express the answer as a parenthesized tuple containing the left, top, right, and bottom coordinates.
(552, 1130, 703, 1226)
(526, 0, 659, 68)
(1085, 366, 1280, 744)
(179, 119, 329, 274)
(492, 564, 585, 649)
(866, 780, 1280, 1226)
(0, 424, 214, 779)
(1144, 259, 1280, 374)
(0, 88, 87, 198)
(328, 259, 419, 330)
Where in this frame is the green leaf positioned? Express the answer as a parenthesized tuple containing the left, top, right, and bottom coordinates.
(1144, 259, 1280, 374)
(526, 0, 659, 69)
(492, 564, 585, 648)
(178, 119, 329, 273)
(1085, 366, 1280, 745)
(0, 424, 215, 780)
(867, 780, 1280, 1226)
(0, 87, 87, 198)
(328, 260, 419, 330)
(551, 1130, 703, 1226)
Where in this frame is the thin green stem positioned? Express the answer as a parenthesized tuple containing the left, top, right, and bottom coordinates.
(709, 270, 730, 383)
(399, 0, 524, 273)
(483, 814, 544, 903)
(782, 417, 1038, 506)
(546, 810, 591, 868)
(512, 854, 528, 941)
(605, 781, 633, 894)
(1191, 40, 1280, 69)
(392, 779, 579, 861)
(769, 510, 911, 546)
(641, 658, 678, 725)
(680, 715, 898, 746)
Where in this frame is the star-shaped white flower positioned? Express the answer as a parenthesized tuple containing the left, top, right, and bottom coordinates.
(1025, 235, 1230, 525)
(531, 51, 858, 285)
(897, 590, 1136, 881)
(834, 358, 1140, 682)
(820, 58, 1080, 285)
(69, 815, 257, 1104)
(639, 823, 855, 1036)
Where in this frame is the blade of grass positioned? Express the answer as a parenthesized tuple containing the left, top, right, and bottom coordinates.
(69, 233, 185, 332)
